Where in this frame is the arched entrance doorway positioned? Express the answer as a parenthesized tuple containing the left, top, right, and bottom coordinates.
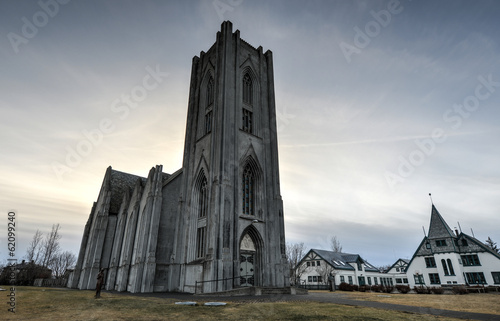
(239, 233, 256, 287)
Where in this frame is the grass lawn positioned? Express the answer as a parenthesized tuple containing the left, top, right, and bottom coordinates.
(2, 287, 469, 320)
(341, 290, 500, 315)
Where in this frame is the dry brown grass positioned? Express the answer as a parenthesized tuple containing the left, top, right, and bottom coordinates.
(2, 287, 467, 321)
(342, 290, 500, 315)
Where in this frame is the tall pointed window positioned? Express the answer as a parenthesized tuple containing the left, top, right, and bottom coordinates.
(205, 111, 212, 134)
(441, 259, 449, 276)
(447, 259, 455, 275)
(204, 76, 214, 135)
(196, 226, 206, 258)
(242, 109, 253, 133)
(198, 176, 208, 218)
(206, 76, 214, 107)
(243, 73, 252, 105)
(242, 164, 254, 215)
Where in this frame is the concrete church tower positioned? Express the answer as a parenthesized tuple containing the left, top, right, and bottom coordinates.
(69, 21, 288, 294)
(176, 21, 288, 292)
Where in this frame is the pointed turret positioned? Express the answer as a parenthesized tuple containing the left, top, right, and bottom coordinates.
(427, 204, 456, 239)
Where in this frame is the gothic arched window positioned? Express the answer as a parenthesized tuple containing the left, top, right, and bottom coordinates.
(447, 259, 455, 275)
(243, 73, 252, 105)
(242, 164, 254, 215)
(441, 259, 449, 276)
(198, 175, 208, 218)
(206, 76, 214, 107)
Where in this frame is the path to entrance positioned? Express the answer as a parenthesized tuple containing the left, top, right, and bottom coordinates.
(122, 291, 500, 321)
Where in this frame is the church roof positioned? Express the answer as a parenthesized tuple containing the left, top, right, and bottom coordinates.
(427, 204, 456, 239)
(109, 169, 146, 214)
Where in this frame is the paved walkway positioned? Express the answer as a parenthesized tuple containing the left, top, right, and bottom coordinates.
(117, 291, 500, 321)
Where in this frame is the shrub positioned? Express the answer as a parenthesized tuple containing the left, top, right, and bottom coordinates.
(339, 282, 354, 291)
(352, 284, 359, 291)
(382, 286, 394, 293)
(430, 287, 444, 294)
(467, 286, 483, 293)
(370, 285, 382, 292)
(396, 285, 410, 294)
(452, 286, 468, 295)
(358, 285, 367, 292)
(413, 286, 431, 294)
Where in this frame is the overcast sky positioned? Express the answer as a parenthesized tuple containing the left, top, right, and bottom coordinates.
(1, 0, 499, 267)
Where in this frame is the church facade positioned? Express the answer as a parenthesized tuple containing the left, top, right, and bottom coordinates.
(69, 21, 289, 293)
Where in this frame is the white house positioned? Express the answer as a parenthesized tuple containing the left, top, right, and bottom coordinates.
(406, 204, 500, 288)
(295, 249, 389, 288)
(385, 259, 409, 285)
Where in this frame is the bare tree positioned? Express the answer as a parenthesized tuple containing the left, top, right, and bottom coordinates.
(486, 237, 499, 253)
(25, 229, 43, 264)
(330, 236, 342, 253)
(52, 251, 77, 279)
(377, 264, 392, 273)
(315, 263, 335, 285)
(41, 224, 62, 268)
(286, 242, 307, 285)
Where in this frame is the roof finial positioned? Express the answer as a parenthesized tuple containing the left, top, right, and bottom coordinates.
(429, 193, 433, 204)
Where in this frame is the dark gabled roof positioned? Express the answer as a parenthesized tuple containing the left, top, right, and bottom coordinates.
(387, 258, 410, 273)
(461, 233, 500, 260)
(427, 204, 456, 239)
(301, 249, 379, 272)
(109, 168, 147, 214)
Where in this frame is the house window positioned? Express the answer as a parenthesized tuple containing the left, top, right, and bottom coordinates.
(311, 261, 315, 267)
(425, 257, 436, 268)
(425, 242, 431, 249)
(492, 272, 500, 284)
(374, 277, 378, 285)
(414, 274, 425, 285)
(396, 278, 402, 284)
(396, 267, 400, 272)
(403, 278, 408, 283)
(465, 272, 486, 284)
(242, 73, 252, 105)
(317, 261, 320, 266)
(312, 276, 317, 282)
(204, 111, 212, 134)
(441, 259, 449, 276)
(367, 277, 372, 285)
(196, 227, 206, 258)
(242, 164, 254, 215)
(348, 276, 353, 285)
(318, 276, 322, 283)
(242, 108, 253, 133)
(462, 239, 468, 246)
(429, 273, 441, 284)
(340, 276, 345, 283)
(307, 262, 310, 267)
(447, 259, 455, 275)
(308, 276, 312, 282)
(436, 240, 447, 247)
(461, 254, 481, 266)
(357, 261, 362, 271)
(198, 176, 208, 218)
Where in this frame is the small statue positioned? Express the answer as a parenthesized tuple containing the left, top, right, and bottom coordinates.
(95, 269, 105, 298)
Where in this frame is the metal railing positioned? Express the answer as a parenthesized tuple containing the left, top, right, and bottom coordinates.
(194, 274, 254, 294)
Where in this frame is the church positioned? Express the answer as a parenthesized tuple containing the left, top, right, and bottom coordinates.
(68, 21, 289, 294)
